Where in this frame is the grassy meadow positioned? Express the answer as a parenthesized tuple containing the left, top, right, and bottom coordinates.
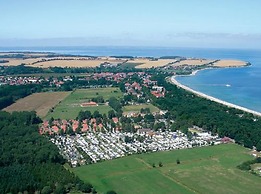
(73, 144, 261, 194)
(45, 87, 123, 120)
(123, 103, 160, 113)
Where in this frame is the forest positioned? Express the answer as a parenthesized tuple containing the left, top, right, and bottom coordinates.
(0, 111, 94, 194)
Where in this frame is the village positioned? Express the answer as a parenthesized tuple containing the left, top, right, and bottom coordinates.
(50, 129, 224, 167)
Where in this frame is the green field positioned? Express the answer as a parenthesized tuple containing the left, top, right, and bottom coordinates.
(123, 103, 160, 113)
(45, 87, 123, 119)
(73, 144, 261, 194)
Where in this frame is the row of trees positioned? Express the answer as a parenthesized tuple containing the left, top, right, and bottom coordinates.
(1, 61, 143, 76)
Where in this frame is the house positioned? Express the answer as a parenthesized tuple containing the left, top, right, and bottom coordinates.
(81, 123, 88, 132)
(221, 136, 233, 143)
(81, 101, 98, 107)
(151, 91, 164, 98)
(52, 126, 59, 133)
(112, 117, 119, 123)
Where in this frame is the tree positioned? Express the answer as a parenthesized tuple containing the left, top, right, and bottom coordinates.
(92, 96, 104, 103)
(256, 140, 261, 151)
(78, 110, 91, 121)
(106, 191, 117, 194)
(41, 186, 52, 194)
(49, 117, 54, 126)
(108, 110, 116, 119)
(80, 183, 93, 193)
(75, 125, 81, 134)
(92, 188, 97, 193)
(54, 184, 66, 194)
(93, 110, 102, 118)
(109, 97, 122, 112)
(159, 161, 163, 167)
(144, 114, 155, 123)
(176, 158, 180, 164)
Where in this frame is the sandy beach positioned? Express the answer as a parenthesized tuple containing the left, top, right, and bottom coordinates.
(170, 74, 261, 117)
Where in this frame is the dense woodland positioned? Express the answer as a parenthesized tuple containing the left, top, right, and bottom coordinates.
(0, 111, 94, 193)
(151, 74, 261, 151)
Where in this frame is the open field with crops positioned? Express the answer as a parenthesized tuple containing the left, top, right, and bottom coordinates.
(173, 59, 215, 66)
(28, 58, 125, 68)
(131, 59, 176, 68)
(213, 60, 248, 67)
(45, 87, 123, 120)
(73, 144, 261, 194)
(1, 55, 126, 67)
(3, 92, 71, 118)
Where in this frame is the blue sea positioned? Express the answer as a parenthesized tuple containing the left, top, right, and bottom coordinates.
(1, 46, 261, 112)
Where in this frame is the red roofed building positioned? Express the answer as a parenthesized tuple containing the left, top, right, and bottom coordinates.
(72, 120, 79, 132)
(151, 91, 165, 98)
(81, 101, 98, 107)
(81, 123, 88, 132)
(221, 136, 233, 143)
(91, 118, 96, 124)
(112, 117, 119, 123)
(98, 123, 103, 129)
(61, 125, 67, 132)
(52, 126, 59, 133)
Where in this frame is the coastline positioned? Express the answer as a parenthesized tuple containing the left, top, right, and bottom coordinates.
(170, 69, 261, 117)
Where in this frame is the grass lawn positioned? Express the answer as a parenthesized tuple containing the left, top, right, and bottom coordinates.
(123, 103, 160, 113)
(73, 144, 261, 194)
(45, 87, 122, 120)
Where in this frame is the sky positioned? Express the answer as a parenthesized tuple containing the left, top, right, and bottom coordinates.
(0, 0, 261, 48)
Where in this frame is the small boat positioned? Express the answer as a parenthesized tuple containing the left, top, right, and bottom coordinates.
(225, 84, 231, 87)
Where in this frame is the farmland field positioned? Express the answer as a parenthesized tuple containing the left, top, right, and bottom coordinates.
(3, 92, 70, 118)
(1, 55, 126, 67)
(45, 87, 123, 120)
(123, 103, 160, 113)
(73, 144, 261, 194)
(130, 59, 176, 68)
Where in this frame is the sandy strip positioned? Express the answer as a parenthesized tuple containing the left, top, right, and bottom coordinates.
(170, 74, 261, 117)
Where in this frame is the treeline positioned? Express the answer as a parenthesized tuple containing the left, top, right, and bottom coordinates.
(151, 74, 261, 150)
(0, 64, 45, 75)
(60, 77, 116, 91)
(237, 157, 261, 171)
(0, 60, 151, 76)
(0, 84, 42, 109)
(109, 97, 123, 117)
(0, 111, 94, 193)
